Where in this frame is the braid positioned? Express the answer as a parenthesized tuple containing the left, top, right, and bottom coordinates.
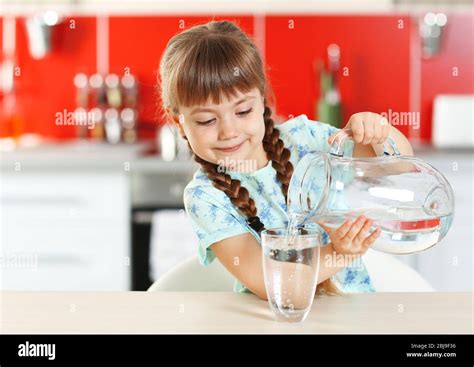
(262, 105, 294, 199)
(193, 154, 259, 219)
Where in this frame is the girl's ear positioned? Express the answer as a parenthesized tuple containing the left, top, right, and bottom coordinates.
(260, 95, 266, 113)
(165, 107, 187, 139)
(164, 107, 179, 124)
(176, 123, 186, 140)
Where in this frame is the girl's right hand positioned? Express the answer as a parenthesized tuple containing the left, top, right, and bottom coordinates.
(317, 215, 381, 256)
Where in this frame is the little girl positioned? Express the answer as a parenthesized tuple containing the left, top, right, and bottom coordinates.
(158, 20, 414, 299)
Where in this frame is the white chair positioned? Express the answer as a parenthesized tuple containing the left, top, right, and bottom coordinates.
(147, 249, 434, 292)
(148, 255, 235, 292)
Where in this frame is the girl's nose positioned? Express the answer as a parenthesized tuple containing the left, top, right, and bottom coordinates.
(218, 118, 239, 140)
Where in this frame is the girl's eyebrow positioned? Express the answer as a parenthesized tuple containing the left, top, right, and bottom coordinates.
(190, 95, 256, 115)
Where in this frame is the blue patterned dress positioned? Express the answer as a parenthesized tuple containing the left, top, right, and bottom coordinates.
(183, 114, 375, 293)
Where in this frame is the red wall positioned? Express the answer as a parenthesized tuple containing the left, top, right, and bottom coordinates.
(265, 15, 411, 136)
(0, 17, 97, 139)
(0, 14, 472, 142)
(0, 16, 254, 139)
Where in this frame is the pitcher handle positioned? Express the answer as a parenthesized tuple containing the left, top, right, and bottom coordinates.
(329, 126, 401, 157)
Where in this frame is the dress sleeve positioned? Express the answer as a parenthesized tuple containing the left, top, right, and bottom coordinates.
(183, 185, 250, 266)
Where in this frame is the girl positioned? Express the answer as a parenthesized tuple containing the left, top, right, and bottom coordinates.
(158, 20, 414, 300)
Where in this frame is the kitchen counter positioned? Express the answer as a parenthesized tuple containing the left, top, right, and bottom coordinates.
(1, 291, 472, 334)
(0, 141, 198, 173)
(1, 140, 470, 172)
(412, 143, 474, 160)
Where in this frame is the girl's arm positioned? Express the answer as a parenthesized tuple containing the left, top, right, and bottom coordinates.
(212, 233, 345, 303)
(211, 233, 267, 299)
(210, 228, 371, 302)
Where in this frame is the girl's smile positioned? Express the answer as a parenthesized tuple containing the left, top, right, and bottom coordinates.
(215, 139, 247, 153)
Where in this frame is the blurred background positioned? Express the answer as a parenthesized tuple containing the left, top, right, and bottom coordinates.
(0, 0, 472, 292)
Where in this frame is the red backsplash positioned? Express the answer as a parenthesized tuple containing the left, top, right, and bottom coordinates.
(266, 15, 411, 133)
(0, 14, 472, 142)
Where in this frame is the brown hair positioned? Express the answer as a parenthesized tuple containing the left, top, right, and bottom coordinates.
(159, 20, 339, 295)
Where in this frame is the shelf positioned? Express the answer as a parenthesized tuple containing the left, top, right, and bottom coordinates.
(1, 0, 471, 16)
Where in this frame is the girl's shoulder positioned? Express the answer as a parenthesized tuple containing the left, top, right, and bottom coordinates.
(183, 168, 230, 209)
(276, 113, 311, 128)
(275, 114, 336, 162)
(276, 114, 336, 140)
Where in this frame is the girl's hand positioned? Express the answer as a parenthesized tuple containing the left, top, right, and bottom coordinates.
(328, 112, 391, 146)
(317, 215, 381, 256)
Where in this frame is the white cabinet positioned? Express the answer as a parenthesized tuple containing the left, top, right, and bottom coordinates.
(0, 172, 131, 291)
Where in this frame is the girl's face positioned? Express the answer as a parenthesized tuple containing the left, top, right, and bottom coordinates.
(175, 87, 268, 172)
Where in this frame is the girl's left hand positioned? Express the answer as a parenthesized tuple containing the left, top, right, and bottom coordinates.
(328, 112, 391, 146)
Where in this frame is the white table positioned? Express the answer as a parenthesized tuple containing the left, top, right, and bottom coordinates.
(1, 291, 472, 334)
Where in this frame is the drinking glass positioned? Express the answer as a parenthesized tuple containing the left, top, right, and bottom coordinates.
(261, 227, 321, 322)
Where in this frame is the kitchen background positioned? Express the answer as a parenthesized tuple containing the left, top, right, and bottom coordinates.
(0, 0, 472, 292)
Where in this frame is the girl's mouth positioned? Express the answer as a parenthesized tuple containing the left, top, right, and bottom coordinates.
(216, 140, 246, 153)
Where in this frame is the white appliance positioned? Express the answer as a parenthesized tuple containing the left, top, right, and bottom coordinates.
(432, 94, 474, 148)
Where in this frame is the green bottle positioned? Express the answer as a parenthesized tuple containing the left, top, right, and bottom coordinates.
(315, 45, 342, 128)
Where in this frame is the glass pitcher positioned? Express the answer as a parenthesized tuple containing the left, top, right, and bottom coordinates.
(287, 129, 455, 254)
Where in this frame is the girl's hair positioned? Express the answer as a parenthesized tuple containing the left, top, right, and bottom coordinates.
(159, 20, 339, 295)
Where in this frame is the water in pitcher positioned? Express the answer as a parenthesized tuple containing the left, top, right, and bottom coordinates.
(315, 207, 453, 254)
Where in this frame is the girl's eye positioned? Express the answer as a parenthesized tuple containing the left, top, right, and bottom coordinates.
(237, 108, 252, 116)
(195, 118, 216, 126)
(195, 108, 252, 124)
